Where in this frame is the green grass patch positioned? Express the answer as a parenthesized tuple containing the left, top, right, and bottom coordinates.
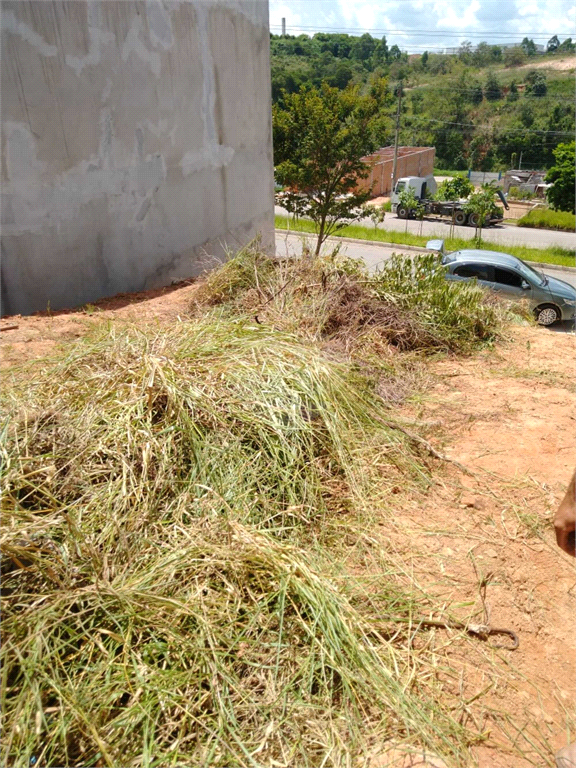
(517, 208, 576, 232)
(433, 168, 468, 178)
(276, 214, 576, 268)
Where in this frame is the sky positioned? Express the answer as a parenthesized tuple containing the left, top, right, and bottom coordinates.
(268, 0, 576, 53)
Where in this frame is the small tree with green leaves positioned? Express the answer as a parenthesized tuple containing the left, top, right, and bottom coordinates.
(525, 70, 547, 97)
(274, 84, 378, 256)
(545, 141, 575, 213)
(362, 203, 386, 230)
(504, 46, 526, 68)
(397, 187, 424, 230)
(507, 82, 519, 102)
(464, 184, 500, 241)
(484, 71, 502, 101)
(521, 37, 537, 56)
(435, 176, 474, 201)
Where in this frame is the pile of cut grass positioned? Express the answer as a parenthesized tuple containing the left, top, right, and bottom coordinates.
(517, 207, 576, 232)
(1, 247, 519, 767)
(197, 245, 508, 355)
(1, 317, 481, 768)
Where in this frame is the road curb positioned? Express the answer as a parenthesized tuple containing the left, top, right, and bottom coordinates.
(275, 229, 576, 273)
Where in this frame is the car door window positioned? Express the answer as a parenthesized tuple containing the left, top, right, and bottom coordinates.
(493, 268, 522, 288)
(453, 264, 490, 280)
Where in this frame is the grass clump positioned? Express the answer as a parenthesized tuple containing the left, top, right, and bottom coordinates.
(276, 213, 576, 268)
(371, 253, 506, 351)
(517, 208, 576, 232)
(198, 245, 507, 355)
(0, 247, 514, 767)
(1, 316, 480, 768)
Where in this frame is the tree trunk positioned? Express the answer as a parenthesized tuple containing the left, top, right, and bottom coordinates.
(315, 216, 326, 257)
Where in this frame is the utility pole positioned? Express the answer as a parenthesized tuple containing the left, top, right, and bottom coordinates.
(391, 81, 402, 189)
(281, 17, 286, 36)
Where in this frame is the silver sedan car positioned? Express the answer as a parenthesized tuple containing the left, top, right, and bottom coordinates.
(426, 240, 576, 326)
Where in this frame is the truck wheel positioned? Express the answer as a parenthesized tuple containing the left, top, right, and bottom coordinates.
(454, 211, 467, 226)
(467, 212, 480, 226)
(397, 206, 408, 219)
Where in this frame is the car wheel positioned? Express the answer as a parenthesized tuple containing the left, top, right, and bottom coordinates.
(534, 304, 560, 326)
(454, 211, 467, 225)
(397, 206, 408, 219)
(467, 212, 480, 226)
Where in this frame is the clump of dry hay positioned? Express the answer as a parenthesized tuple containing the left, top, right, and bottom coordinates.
(1, 318, 479, 767)
(1, 247, 513, 767)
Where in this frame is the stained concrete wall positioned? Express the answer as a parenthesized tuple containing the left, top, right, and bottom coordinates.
(1, 0, 275, 316)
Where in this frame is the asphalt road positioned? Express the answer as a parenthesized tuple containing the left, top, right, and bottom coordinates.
(275, 206, 576, 251)
(275, 231, 576, 334)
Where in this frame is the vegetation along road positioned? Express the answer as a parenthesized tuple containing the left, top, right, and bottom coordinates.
(275, 231, 576, 291)
(275, 206, 576, 251)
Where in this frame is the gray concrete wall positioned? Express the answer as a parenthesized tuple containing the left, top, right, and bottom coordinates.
(1, 0, 275, 316)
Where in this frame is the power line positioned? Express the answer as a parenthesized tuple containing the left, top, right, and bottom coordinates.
(407, 85, 576, 103)
(269, 24, 567, 39)
(407, 117, 574, 135)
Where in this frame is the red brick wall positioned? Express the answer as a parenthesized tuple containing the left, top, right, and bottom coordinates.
(355, 147, 436, 197)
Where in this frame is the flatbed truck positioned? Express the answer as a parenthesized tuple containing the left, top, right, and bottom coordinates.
(390, 175, 509, 227)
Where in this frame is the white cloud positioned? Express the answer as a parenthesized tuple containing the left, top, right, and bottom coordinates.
(268, 0, 575, 52)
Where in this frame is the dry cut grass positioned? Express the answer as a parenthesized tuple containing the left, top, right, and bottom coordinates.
(1, 247, 516, 767)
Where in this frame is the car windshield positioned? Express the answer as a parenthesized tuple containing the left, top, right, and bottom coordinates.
(515, 258, 547, 286)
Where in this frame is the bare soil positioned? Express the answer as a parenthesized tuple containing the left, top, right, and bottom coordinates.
(1, 283, 574, 767)
(385, 325, 576, 767)
(511, 57, 576, 73)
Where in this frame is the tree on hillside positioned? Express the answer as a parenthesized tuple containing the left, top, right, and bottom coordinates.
(372, 36, 389, 66)
(558, 37, 575, 52)
(484, 71, 502, 101)
(545, 141, 575, 213)
(525, 70, 547, 97)
(470, 83, 484, 105)
(503, 46, 526, 68)
(458, 41, 473, 62)
(352, 33, 376, 62)
(507, 81, 519, 101)
(473, 42, 491, 67)
(490, 45, 503, 62)
(273, 84, 378, 255)
(421, 50, 429, 68)
(547, 35, 560, 53)
(521, 37, 537, 56)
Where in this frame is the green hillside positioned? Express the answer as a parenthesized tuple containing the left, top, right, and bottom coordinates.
(270, 34, 575, 171)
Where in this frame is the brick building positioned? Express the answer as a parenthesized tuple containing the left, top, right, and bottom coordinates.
(355, 146, 435, 198)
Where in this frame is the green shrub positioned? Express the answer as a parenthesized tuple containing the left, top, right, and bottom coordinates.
(517, 208, 576, 231)
(435, 176, 473, 201)
(507, 186, 535, 201)
(371, 253, 504, 350)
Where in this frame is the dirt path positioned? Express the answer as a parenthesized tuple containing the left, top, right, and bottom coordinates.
(1, 285, 574, 767)
(508, 57, 575, 73)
